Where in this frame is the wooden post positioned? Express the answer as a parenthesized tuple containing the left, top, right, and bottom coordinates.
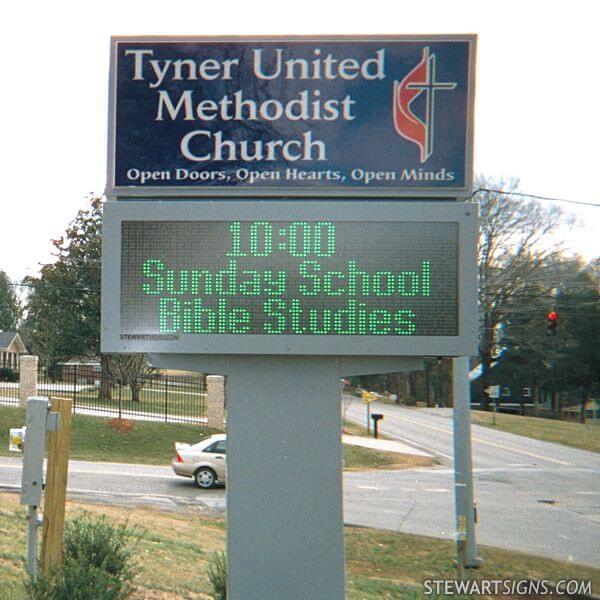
(42, 397, 72, 575)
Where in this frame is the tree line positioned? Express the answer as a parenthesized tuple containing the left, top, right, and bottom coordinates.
(353, 178, 600, 421)
(0, 198, 150, 400)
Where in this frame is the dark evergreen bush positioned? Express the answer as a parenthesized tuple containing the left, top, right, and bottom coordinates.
(27, 514, 142, 600)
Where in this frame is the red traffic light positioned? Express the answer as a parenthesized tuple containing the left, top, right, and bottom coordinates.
(546, 310, 558, 336)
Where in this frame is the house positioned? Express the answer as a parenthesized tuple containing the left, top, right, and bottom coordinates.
(562, 399, 600, 421)
(0, 332, 28, 370)
(58, 359, 101, 384)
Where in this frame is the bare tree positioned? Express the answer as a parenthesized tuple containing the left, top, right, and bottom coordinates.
(108, 354, 154, 402)
(475, 176, 569, 408)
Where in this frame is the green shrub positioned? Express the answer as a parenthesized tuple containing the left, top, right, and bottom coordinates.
(207, 551, 227, 600)
(27, 514, 143, 600)
(0, 367, 18, 382)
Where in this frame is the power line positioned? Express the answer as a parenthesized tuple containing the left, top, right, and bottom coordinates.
(472, 188, 600, 208)
(493, 301, 600, 315)
(8, 282, 100, 293)
(480, 286, 600, 298)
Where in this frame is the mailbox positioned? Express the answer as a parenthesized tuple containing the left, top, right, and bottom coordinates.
(370, 413, 384, 438)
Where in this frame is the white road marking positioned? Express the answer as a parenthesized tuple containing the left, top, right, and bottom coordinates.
(67, 488, 186, 499)
(68, 468, 175, 479)
(0, 484, 223, 502)
(0, 462, 174, 479)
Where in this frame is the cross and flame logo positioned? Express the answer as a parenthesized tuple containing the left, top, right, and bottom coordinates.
(393, 47, 458, 163)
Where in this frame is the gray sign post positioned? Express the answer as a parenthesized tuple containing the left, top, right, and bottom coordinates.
(225, 356, 345, 598)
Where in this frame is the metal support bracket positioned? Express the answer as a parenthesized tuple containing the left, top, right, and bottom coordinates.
(46, 412, 61, 432)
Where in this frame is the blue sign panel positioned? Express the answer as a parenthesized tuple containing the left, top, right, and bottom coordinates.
(108, 36, 475, 197)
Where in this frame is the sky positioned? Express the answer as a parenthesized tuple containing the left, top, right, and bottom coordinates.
(0, 0, 598, 284)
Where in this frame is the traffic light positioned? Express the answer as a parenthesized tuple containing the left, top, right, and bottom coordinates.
(546, 310, 558, 336)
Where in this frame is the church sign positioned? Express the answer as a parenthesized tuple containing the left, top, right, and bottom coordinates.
(107, 35, 475, 198)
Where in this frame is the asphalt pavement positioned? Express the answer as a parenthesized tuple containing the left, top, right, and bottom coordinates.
(1, 398, 599, 568)
(344, 396, 600, 568)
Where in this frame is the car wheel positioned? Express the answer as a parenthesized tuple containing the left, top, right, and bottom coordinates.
(194, 467, 217, 489)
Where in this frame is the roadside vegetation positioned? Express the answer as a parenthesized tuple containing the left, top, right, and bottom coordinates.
(0, 406, 426, 470)
(0, 405, 214, 465)
(342, 443, 433, 471)
(26, 514, 141, 600)
(471, 410, 600, 453)
(1, 492, 598, 599)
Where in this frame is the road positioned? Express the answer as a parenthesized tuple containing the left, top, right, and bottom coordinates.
(344, 396, 600, 568)
(1, 398, 599, 567)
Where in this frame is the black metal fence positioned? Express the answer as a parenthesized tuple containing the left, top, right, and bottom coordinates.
(0, 365, 20, 406)
(31, 364, 207, 424)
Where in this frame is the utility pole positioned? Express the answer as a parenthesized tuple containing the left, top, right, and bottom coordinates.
(452, 357, 481, 569)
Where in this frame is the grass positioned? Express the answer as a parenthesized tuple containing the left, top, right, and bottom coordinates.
(0, 492, 598, 599)
(0, 406, 216, 465)
(343, 417, 397, 442)
(343, 444, 433, 470)
(344, 525, 600, 599)
(343, 418, 376, 438)
(0, 406, 422, 470)
(471, 410, 600, 453)
(342, 419, 435, 469)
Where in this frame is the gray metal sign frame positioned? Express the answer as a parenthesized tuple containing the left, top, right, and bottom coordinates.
(106, 34, 476, 199)
(101, 200, 478, 356)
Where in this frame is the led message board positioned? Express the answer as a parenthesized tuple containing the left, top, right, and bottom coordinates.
(102, 201, 478, 356)
(107, 35, 475, 198)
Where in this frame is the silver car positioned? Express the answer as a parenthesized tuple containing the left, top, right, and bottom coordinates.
(172, 433, 227, 489)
